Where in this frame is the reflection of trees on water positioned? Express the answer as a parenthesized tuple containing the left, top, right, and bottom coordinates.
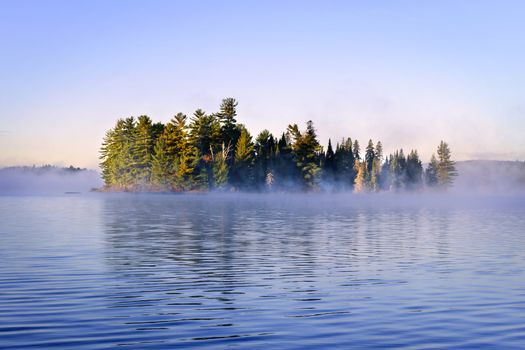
(100, 195, 457, 330)
(101, 195, 331, 287)
(101, 196, 454, 290)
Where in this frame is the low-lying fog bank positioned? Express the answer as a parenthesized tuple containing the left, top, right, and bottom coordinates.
(452, 160, 525, 195)
(0, 160, 523, 196)
(0, 166, 102, 195)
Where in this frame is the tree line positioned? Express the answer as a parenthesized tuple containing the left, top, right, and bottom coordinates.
(100, 98, 457, 192)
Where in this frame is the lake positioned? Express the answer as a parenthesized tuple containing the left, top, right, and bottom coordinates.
(1, 193, 525, 349)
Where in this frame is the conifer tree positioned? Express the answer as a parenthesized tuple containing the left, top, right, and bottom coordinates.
(274, 132, 297, 189)
(334, 138, 355, 189)
(119, 117, 138, 188)
(254, 130, 274, 188)
(354, 161, 366, 193)
(353, 140, 361, 161)
(99, 120, 123, 188)
(436, 141, 457, 188)
(406, 149, 423, 190)
(323, 139, 336, 182)
(233, 126, 255, 189)
(218, 98, 241, 170)
(389, 149, 407, 191)
(212, 143, 230, 190)
(425, 154, 439, 187)
(287, 121, 322, 190)
(135, 115, 154, 186)
(365, 139, 376, 190)
(380, 155, 391, 191)
(190, 109, 221, 189)
(374, 141, 384, 190)
(190, 109, 221, 156)
(99, 98, 454, 194)
(151, 134, 173, 189)
(365, 139, 375, 173)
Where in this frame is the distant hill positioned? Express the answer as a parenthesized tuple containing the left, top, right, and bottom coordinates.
(0, 165, 102, 195)
(453, 160, 525, 194)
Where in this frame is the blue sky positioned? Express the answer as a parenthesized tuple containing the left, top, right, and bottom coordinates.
(0, 0, 524, 167)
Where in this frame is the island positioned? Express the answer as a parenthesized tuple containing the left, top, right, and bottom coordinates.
(99, 98, 457, 193)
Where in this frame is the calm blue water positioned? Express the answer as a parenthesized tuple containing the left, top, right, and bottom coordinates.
(1, 194, 525, 349)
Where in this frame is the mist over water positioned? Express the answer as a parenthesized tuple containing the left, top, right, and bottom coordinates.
(452, 160, 525, 195)
(0, 166, 102, 195)
(1, 160, 523, 196)
(1, 193, 525, 349)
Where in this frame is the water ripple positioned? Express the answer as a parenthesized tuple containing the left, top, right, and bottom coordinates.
(1, 194, 525, 349)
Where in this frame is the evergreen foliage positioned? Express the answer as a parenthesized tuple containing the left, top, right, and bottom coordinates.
(436, 141, 458, 188)
(425, 154, 439, 188)
(99, 98, 457, 192)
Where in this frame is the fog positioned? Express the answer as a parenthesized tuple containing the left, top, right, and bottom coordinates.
(452, 160, 525, 195)
(0, 166, 102, 195)
(0, 160, 524, 197)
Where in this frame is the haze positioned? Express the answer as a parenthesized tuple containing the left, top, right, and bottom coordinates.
(1, 0, 524, 168)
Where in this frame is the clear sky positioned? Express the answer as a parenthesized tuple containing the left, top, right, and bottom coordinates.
(1, 0, 524, 168)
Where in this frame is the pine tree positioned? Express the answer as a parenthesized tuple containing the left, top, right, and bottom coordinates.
(190, 109, 221, 156)
(365, 139, 375, 173)
(151, 135, 173, 190)
(379, 155, 391, 191)
(212, 143, 230, 190)
(233, 126, 255, 189)
(406, 149, 423, 190)
(175, 144, 199, 191)
(119, 117, 138, 189)
(135, 115, 154, 186)
(218, 98, 241, 171)
(219, 98, 239, 141)
(323, 139, 336, 182)
(254, 130, 273, 189)
(389, 149, 407, 191)
(425, 154, 439, 187)
(287, 121, 322, 190)
(364, 139, 376, 190)
(190, 109, 221, 189)
(436, 141, 457, 188)
(353, 140, 361, 161)
(99, 120, 124, 188)
(374, 141, 384, 190)
(354, 160, 366, 193)
(333, 138, 355, 190)
(274, 132, 298, 189)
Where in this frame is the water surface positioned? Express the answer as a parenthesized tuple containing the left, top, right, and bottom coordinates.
(1, 194, 525, 349)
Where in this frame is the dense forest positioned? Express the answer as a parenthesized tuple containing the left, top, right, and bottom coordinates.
(99, 98, 457, 192)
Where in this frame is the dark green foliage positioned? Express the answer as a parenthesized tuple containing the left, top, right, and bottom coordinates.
(99, 98, 457, 192)
(212, 143, 230, 190)
(287, 121, 322, 190)
(274, 133, 299, 190)
(425, 154, 439, 187)
(190, 109, 221, 157)
(387, 149, 407, 191)
(218, 98, 240, 149)
(353, 139, 361, 161)
(254, 129, 275, 190)
(232, 126, 255, 189)
(334, 138, 355, 190)
(365, 140, 375, 174)
(436, 141, 457, 188)
(151, 134, 172, 189)
(135, 115, 154, 185)
(406, 150, 423, 190)
(323, 139, 336, 182)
